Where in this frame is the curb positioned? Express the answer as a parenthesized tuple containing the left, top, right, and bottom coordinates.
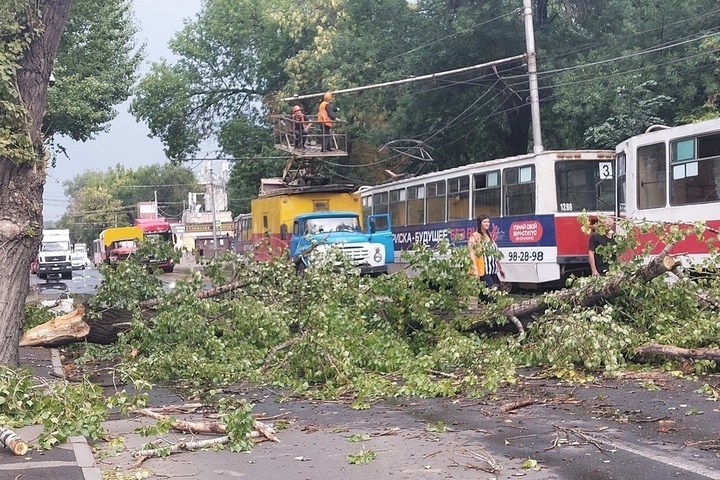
(51, 348, 103, 480)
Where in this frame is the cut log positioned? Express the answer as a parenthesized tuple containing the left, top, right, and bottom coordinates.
(466, 244, 680, 331)
(0, 426, 29, 455)
(133, 408, 227, 434)
(133, 436, 231, 458)
(635, 343, 720, 361)
(21, 303, 137, 346)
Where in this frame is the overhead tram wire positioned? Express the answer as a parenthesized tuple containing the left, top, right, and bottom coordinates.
(499, 30, 720, 83)
(422, 81, 503, 144)
(324, 30, 718, 153)
(499, 47, 720, 100)
(408, 26, 719, 108)
(377, 8, 523, 66)
(537, 8, 720, 64)
(429, 56, 720, 150)
(281, 55, 527, 102)
(455, 30, 720, 104)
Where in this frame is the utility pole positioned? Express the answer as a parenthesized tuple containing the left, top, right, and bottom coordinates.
(209, 165, 219, 258)
(523, 0, 544, 153)
(154, 190, 158, 219)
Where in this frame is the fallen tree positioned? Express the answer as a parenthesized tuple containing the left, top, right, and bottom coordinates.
(21, 280, 251, 347)
(465, 244, 680, 331)
(22, 245, 683, 347)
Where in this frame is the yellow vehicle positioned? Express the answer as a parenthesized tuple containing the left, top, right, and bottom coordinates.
(240, 184, 362, 259)
(97, 226, 143, 265)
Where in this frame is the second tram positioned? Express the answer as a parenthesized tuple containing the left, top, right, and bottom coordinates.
(359, 150, 616, 287)
(616, 117, 720, 265)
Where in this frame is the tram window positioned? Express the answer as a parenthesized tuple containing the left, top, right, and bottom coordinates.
(670, 132, 720, 205)
(672, 139, 695, 162)
(698, 133, 720, 158)
(503, 165, 535, 215)
(447, 176, 469, 221)
(555, 161, 615, 212)
(407, 185, 425, 225)
(389, 188, 407, 226)
(637, 143, 667, 209)
(617, 153, 627, 213)
(427, 180, 446, 223)
(473, 171, 501, 217)
(362, 195, 372, 219)
(373, 192, 389, 215)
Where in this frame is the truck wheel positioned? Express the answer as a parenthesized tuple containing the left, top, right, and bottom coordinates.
(62, 272, 72, 280)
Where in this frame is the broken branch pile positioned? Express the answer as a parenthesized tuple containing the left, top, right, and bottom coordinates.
(131, 404, 279, 459)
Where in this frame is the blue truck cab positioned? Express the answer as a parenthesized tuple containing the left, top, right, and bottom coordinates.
(289, 211, 393, 275)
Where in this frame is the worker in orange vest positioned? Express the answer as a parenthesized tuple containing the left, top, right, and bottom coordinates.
(317, 92, 336, 152)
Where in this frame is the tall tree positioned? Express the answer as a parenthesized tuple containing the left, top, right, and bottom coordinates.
(540, 0, 720, 149)
(0, 0, 73, 366)
(0, 0, 141, 365)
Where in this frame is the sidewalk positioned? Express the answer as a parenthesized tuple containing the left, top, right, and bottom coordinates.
(0, 347, 100, 480)
(172, 254, 205, 274)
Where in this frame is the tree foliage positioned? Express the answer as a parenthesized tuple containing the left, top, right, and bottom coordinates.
(60, 219, 719, 407)
(45, 0, 143, 142)
(0, 0, 142, 366)
(56, 163, 199, 245)
(131, 0, 720, 203)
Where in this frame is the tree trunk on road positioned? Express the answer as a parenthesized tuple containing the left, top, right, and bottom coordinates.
(0, 0, 73, 366)
(21, 280, 253, 346)
(635, 343, 720, 361)
(465, 246, 679, 331)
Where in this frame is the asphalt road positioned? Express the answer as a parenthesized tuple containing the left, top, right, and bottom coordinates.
(92, 371, 720, 480)
(23, 262, 720, 479)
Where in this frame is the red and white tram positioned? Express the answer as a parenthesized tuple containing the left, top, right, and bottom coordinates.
(615, 118, 720, 264)
(359, 150, 616, 287)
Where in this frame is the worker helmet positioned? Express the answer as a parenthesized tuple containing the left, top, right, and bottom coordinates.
(292, 105, 302, 112)
(323, 92, 333, 102)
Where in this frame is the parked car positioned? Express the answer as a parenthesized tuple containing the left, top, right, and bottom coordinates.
(30, 258, 39, 274)
(71, 252, 87, 270)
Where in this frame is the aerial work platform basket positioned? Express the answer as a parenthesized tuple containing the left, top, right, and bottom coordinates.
(272, 115, 348, 157)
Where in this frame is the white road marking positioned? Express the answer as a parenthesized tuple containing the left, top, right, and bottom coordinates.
(597, 436, 720, 479)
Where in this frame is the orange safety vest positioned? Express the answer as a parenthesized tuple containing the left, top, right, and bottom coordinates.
(317, 100, 333, 127)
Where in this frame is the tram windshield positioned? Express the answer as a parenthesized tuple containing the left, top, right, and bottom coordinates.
(555, 160, 615, 212)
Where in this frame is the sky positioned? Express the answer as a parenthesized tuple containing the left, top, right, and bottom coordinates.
(42, 0, 204, 221)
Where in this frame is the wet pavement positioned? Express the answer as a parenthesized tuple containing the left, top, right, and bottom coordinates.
(91, 370, 720, 480)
